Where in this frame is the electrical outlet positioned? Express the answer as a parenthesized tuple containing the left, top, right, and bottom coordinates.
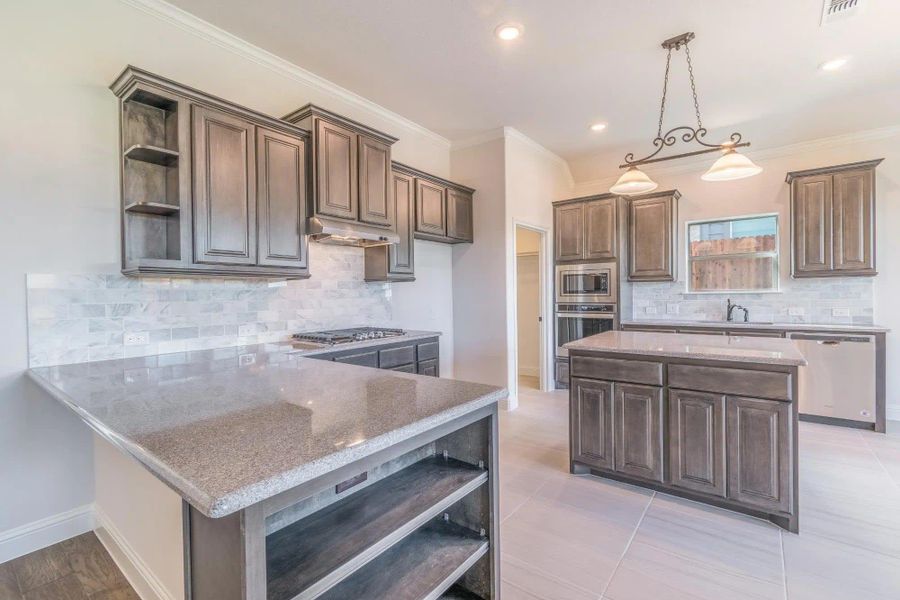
(238, 324, 255, 337)
(268, 280, 288, 288)
(788, 307, 805, 317)
(666, 303, 679, 315)
(832, 308, 851, 317)
(124, 331, 149, 346)
(645, 306, 658, 315)
(239, 353, 256, 367)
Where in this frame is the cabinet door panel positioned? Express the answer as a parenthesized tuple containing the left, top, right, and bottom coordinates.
(554, 204, 584, 261)
(726, 396, 792, 513)
(389, 171, 415, 275)
(570, 378, 614, 470)
(833, 169, 874, 273)
(792, 175, 833, 275)
(358, 135, 392, 227)
(628, 195, 674, 281)
(585, 197, 617, 260)
(614, 383, 664, 482)
(256, 127, 307, 268)
(316, 118, 357, 220)
(447, 188, 474, 242)
(415, 179, 446, 235)
(669, 390, 726, 497)
(417, 359, 439, 377)
(192, 105, 256, 265)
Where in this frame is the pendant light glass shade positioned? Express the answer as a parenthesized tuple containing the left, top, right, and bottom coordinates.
(609, 166, 659, 195)
(701, 149, 763, 182)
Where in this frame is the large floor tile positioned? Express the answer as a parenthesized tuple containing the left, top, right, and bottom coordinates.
(533, 471, 653, 529)
(502, 556, 597, 600)
(783, 530, 900, 600)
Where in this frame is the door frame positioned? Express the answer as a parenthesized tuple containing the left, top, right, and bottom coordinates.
(509, 220, 554, 408)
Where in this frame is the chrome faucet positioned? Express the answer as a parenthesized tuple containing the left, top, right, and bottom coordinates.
(726, 298, 749, 323)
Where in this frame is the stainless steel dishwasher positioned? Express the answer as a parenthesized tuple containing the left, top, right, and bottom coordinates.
(789, 332, 876, 425)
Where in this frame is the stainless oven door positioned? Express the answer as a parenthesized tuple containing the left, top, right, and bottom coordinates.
(555, 263, 617, 304)
(556, 312, 616, 356)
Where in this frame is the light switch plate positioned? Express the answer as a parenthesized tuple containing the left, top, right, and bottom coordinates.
(666, 303, 679, 315)
(124, 331, 149, 346)
(645, 306, 658, 315)
(832, 308, 851, 317)
(239, 353, 256, 367)
(788, 307, 805, 316)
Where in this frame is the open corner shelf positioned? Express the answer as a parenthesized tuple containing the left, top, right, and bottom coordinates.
(440, 585, 487, 600)
(124, 143, 179, 166)
(124, 201, 180, 216)
(266, 455, 487, 600)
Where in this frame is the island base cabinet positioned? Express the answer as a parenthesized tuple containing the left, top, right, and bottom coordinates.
(726, 396, 792, 514)
(669, 390, 726, 497)
(570, 378, 614, 470)
(614, 384, 664, 483)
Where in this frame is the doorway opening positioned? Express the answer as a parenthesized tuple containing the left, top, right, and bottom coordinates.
(514, 223, 550, 397)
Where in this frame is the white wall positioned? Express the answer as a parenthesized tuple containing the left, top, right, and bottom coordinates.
(572, 129, 900, 419)
(0, 0, 455, 550)
(515, 236, 540, 378)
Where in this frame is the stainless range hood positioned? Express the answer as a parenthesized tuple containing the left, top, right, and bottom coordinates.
(307, 216, 399, 248)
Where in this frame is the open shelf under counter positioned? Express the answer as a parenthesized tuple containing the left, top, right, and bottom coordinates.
(124, 201, 181, 216)
(316, 519, 488, 600)
(266, 456, 488, 600)
(440, 584, 487, 599)
(124, 143, 179, 166)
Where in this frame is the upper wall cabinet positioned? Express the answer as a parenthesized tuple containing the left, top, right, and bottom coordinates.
(402, 165, 475, 245)
(365, 165, 416, 282)
(787, 159, 882, 278)
(554, 194, 618, 263)
(626, 190, 680, 282)
(283, 104, 398, 238)
(111, 66, 310, 278)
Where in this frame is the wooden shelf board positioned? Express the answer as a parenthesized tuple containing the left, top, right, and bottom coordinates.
(124, 144, 179, 166)
(124, 201, 180, 216)
(266, 456, 487, 600)
(316, 519, 489, 600)
(440, 584, 486, 599)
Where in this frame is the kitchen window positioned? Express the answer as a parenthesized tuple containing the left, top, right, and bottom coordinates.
(686, 214, 779, 293)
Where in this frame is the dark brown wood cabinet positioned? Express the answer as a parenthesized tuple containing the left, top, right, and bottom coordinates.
(447, 188, 474, 242)
(315, 118, 358, 221)
(365, 167, 415, 282)
(626, 190, 679, 281)
(358, 135, 392, 227)
(311, 337, 441, 377)
(669, 389, 726, 497)
(725, 396, 791, 513)
(553, 194, 618, 262)
(113, 67, 312, 279)
(416, 179, 446, 236)
(614, 383, 664, 482)
(570, 378, 614, 470)
(787, 159, 881, 278)
(256, 127, 308, 269)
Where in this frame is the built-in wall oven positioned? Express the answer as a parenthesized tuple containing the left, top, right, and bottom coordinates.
(556, 303, 618, 357)
(555, 262, 617, 304)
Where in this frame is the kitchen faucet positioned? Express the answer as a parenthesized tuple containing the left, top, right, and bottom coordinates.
(726, 298, 749, 323)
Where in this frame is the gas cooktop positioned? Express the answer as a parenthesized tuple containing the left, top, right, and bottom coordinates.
(292, 327, 406, 347)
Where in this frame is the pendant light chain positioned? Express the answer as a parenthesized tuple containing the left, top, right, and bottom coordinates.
(684, 41, 703, 130)
(656, 47, 672, 139)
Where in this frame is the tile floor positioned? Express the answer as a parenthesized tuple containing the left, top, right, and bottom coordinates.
(498, 386, 900, 600)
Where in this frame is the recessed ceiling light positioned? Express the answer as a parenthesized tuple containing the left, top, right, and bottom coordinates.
(495, 23, 523, 41)
(590, 123, 608, 132)
(820, 57, 849, 71)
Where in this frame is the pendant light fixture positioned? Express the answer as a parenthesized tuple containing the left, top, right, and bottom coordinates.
(610, 32, 762, 195)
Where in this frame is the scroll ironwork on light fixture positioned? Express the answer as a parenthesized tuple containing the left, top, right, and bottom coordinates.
(610, 32, 761, 195)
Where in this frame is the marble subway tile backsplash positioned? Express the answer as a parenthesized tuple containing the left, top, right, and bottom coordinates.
(27, 244, 392, 367)
(630, 278, 874, 325)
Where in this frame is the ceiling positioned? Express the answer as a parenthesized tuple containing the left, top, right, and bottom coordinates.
(169, 0, 900, 174)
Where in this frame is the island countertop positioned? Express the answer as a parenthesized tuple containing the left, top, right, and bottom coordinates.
(564, 330, 807, 366)
(27, 343, 506, 518)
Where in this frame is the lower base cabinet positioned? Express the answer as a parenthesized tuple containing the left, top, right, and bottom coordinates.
(614, 384, 664, 482)
(571, 378, 614, 470)
(555, 357, 570, 389)
(669, 389, 726, 497)
(312, 337, 440, 377)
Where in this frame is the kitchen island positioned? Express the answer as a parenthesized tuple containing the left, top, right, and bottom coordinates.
(564, 331, 806, 532)
(28, 343, 506, 600)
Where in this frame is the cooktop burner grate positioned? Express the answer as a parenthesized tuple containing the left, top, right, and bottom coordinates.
(292, 327, 407, 345)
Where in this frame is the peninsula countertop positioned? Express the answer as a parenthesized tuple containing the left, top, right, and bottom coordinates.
(564, 330, 808, 366)
(621, 319, 889, 334)
(27, 342, 506, 518)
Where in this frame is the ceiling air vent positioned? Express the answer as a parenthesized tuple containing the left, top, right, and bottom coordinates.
(821, 0, 862, 25)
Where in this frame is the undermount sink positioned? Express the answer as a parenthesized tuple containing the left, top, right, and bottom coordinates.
(692, 320, 775, 325)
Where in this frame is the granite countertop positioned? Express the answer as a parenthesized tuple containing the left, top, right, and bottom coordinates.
(28, 341, 505, 519)
(565, 331, 808, 366)
(621, 319, 889, 334)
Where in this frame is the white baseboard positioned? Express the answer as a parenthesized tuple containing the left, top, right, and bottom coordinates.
(94, 507, 177, 600)
(886, 405, 900, 422)
(0, 505, 94, 564)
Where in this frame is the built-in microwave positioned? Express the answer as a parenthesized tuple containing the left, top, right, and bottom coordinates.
(555, 262, 617, 304)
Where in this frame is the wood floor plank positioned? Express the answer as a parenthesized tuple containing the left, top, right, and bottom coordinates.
(21, 573, 89, 600)
(0, 561, 23, 599)
(88, 585, 141, 600)
(9, 543, 72, 591)
(68, 544, 126, 595)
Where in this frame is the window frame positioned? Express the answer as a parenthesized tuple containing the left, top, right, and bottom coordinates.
(684, 212, 781, 295)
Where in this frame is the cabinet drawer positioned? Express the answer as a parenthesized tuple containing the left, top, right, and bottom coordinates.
(571, 356, 663, 386)
(417, 359, 438, 377)
(668, 364, 792, 401)
(379, 345, 416, 368)
(390, 363, 417, 374)
(417, 341, 439, 361)
(334, 350, 378, 368)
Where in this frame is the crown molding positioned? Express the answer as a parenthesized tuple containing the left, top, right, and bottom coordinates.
(120, 0, 451, 148)
(573, 124, 900, 193)
(450, 127, 507, 151)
